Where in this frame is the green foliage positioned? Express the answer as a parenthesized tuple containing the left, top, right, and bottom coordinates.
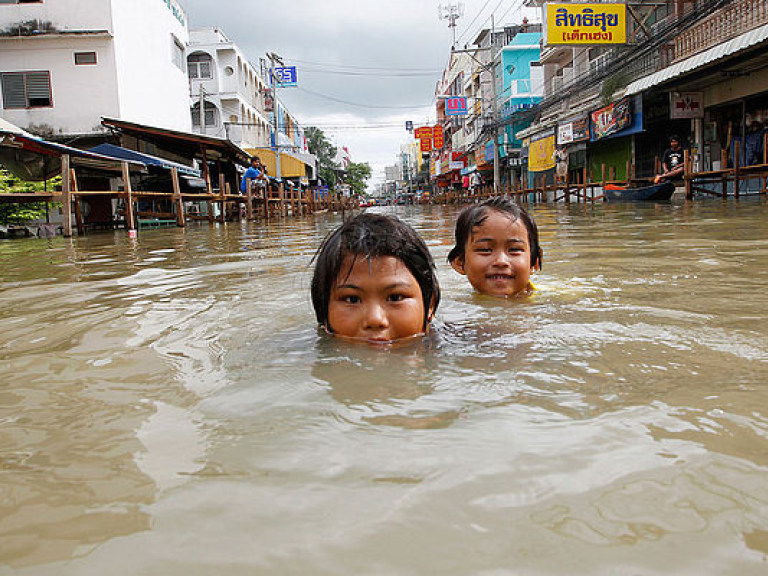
(344, 162, 372, 196)
(0, 168, 58, 225)
(305, 126, 339, 188)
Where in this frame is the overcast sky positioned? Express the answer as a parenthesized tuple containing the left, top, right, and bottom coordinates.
(180, 0, 539, 189)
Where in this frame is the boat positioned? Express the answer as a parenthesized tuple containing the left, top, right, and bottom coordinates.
(603, 181, 675, 202)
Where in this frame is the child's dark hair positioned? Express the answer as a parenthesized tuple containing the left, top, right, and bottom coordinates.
(311, 213, 440, 330)
(447, 197, 542, 269)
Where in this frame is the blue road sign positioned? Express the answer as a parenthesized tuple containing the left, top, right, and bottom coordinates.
(273, 66, 297, 87)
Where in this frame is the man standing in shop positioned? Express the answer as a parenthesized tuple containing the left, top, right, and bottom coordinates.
(654, 135, 685, 184)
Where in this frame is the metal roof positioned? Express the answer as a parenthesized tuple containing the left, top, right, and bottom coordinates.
(89, 143, 201, 177)
(625, 22, 768, 95)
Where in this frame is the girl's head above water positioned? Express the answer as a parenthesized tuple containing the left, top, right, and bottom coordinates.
(311, 213, 440, 343)
(448, 197, 543, 298)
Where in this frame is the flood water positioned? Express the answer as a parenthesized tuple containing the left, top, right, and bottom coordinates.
(2, 200, 768, 575)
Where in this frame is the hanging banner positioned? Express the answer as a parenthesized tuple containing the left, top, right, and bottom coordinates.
(557, 116, 590, 145)
(449, 151, 464, 171)
(445, 96, 468, 116)
(545, 3, 627, 45)
(420, 137, 432, 153)
(528, 133, 556, 172)
(670, 92, 704, 119)
(432, 125, 444, 149)
(590, 97, 632, 140)
(415, 126, 432, 139)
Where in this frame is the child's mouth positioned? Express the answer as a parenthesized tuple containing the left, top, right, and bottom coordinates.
(487, 274, 513, 281)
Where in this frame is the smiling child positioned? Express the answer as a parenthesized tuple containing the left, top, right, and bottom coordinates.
(448, 197, 542, 298)
(311, 213, 440, 344)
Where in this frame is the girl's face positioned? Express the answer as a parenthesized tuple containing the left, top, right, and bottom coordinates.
(327, 255, 428, 343)
(451, 210, 536, 297)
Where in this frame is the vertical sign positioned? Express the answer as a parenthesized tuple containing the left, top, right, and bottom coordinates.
(432, 125, 444, 149)
(420, 137, 433, 153)
(445, 96, 468, 116)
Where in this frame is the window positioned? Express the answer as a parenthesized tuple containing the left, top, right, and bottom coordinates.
(1, 71, 52, 108)
(74, 51, 97, 65)
(171, 35, 185, 71)
(187, 52, 212, 80)
(191, 101, 217, 128)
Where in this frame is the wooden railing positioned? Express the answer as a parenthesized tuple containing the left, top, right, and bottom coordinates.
(675, 0, 768, 61)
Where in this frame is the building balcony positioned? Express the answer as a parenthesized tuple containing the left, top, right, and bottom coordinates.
(674, 0, 768, 62)
(540, 44, 571, 66)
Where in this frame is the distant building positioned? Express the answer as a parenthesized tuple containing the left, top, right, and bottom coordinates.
(0, 0, 191, 138)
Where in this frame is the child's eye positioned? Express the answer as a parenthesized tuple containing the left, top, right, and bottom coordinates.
(387, 293, 406, 302)
(342, 295, 361, 304)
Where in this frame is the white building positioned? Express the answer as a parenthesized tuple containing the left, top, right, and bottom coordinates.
(0, 0, 191, 137)
(187, 27, 270, 149)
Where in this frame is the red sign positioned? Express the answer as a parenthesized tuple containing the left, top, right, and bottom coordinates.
(432, 125, 444, 149)
(420, 137, 432, 152)
(415, 126, 432, 139)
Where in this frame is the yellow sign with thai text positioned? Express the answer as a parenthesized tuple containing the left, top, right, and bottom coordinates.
(546, 3, 626, 45)
(528, 134, 556, 173)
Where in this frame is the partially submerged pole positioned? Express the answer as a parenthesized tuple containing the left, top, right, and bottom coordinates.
(122, 162, 135, 232)
(171, 167, 185, 227)
(61, 155, 72, 237)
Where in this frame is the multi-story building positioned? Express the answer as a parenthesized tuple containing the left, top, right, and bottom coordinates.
(0, 0, 191, 138)
(522, 0, 768, 187)
(187, 27, 270, 149)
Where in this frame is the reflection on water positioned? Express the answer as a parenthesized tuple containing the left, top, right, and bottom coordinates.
(2, 202, 768, 574)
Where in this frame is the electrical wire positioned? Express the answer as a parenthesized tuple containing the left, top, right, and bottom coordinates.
(294, 86, 434, 110)
(284, 58, 440, 73)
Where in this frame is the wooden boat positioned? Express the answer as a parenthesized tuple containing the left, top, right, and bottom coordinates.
(603, 181, 675, 202)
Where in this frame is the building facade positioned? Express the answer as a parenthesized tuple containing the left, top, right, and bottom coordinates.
(0, 0, 191, 137)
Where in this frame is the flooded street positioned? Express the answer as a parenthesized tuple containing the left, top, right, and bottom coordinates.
(3, 201, 768, 574)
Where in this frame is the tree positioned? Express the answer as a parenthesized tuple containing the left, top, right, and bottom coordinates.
(305, 126, 339, 188)
(344, 162, 372, 196)
(0, 168, 58, 225)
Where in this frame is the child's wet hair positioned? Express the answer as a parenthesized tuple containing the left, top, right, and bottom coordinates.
(447, 197, 542, 269)
(311, 213, 440, 330)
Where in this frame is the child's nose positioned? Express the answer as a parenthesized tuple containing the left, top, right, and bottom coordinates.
(363, 302, 389, 329)
(491, 250, 512, 266)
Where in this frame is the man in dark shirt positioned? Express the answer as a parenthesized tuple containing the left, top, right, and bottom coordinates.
(654, 135, 685, 183)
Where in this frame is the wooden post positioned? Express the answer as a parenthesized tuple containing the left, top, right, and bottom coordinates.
(764, 132, 768, 165)
(601, 164, 606, 200)
(734, 139, 741, 199)
(279, 182, 285, 216)
(61, 155, 72, 237)
(583, 167, 588, 202)
(71, 168, 84, 235)
(245, 178, 254, 221)
(218, 172, 226, 224)
(721, 148, 728, 199)
(122, 162, 135, 232)
(684, 149, 692, 200)
(171, 167, 185, 227)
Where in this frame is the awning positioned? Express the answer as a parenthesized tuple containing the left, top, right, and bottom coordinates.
(245, 148, 311, 179)
(625, 22, 768, 95)
(102, 117, 250, 165)
(89, 143, 201, 177)
(0, 130, 144, 181)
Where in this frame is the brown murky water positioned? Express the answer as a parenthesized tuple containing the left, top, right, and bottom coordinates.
(2, 201, 768, 575)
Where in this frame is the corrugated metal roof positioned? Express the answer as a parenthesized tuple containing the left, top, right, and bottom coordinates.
(626, 22, 768, 95)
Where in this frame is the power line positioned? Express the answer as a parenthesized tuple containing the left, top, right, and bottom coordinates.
(294, 86, 434, 110)
(284, 58, 440, 73)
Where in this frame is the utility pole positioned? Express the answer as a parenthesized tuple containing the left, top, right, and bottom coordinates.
(490, 14, 500, 194)
(267, 52, 283, 182)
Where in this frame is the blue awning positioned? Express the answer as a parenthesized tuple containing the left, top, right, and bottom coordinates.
(89, 143, 201, 177)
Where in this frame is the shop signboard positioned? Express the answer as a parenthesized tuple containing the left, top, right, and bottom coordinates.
(432, 125, 444, 149)
(670, 92, 704, 119)
(449, 151, 464, 171)
(557, 115, 590, 145)
(272, 66, 298, 87)
(440, 152, 450, 174)
(528, 132, 556, 172)
(485, 141, 495, 163)
(445, 96, 468, 117)
(415, 126, 432, 139)
(420, 137, 432, 153)
(545, 3, 626, 45)
(590, 97, 632, 140)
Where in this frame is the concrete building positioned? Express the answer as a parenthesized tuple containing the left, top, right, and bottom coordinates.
(186, 27, 270, 149)
(0, 0, 191, 138)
